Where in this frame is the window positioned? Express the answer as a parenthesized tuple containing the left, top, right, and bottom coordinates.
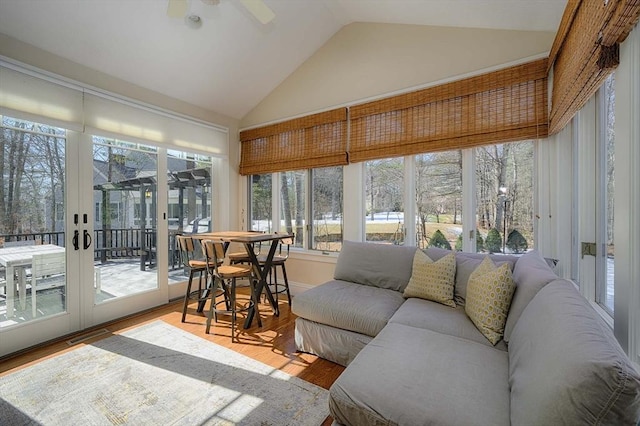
(249, 167, 344, 252)
(279, 170, 306, 248)
(365, 158, 404, 244)
(415, 151, 463, 250)
(250, 174, 272, 232)
(476, 141, 534, 254)
(311, 166, 343, 252)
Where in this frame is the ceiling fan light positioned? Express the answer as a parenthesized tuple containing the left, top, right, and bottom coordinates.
(240, 0, 275, 25)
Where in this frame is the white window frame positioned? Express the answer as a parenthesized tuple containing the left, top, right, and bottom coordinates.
(613, 25, 640, 363)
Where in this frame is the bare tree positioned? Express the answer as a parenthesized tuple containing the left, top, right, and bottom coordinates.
(1, 122, 32, 234)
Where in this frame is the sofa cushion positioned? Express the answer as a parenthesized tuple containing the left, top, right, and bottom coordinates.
(509, 280, 640, 425)
(465, 257, 515, 345)
(291, 279, 405, 337)
(329, 322, 510, 426)
(424, 247, 518, 305)
(389, 297, 507, 351)
(403, 251, 456, 307)
(503, 249, 558, 343)
(333, 240, 417, 291)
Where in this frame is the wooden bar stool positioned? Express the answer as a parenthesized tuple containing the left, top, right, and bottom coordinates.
(258, 234, 293, 306)
(228, 231, 263, 266)
(177, 235, 218, 323)
(201, 240, 262, 340)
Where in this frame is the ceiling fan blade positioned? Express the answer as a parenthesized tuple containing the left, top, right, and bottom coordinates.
(167, 0, 188, 18)
(239, 0, 275, 25)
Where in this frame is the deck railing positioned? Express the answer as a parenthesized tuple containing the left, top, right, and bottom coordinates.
(0, 231, 65, 247)
(1, 229, 181, 271)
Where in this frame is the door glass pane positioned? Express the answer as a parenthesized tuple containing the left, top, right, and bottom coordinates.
(250, 174, 272, 232)
(92, 137, 157, 303)
(365, 158, 404, 244)
(280, 170, 306, 248)
(167, 150, 212, 283)
(312, 166, 343, 252)
(415, 151, 463, 250)
(1, 116, 67, 326)
(476, 141, 534, 254)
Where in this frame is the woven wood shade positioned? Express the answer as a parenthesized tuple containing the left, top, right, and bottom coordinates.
(239, 108, 348, 175)
(549, 0, 640, 134)
(348, 59, 548, 163)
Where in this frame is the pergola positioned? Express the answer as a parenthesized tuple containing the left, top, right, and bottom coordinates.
(93, 167, 211, 269)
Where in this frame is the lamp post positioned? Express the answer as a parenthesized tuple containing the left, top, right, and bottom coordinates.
(499, 187, 508, 253)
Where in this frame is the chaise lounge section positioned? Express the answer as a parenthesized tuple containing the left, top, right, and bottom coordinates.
(292, 241, 640, 425)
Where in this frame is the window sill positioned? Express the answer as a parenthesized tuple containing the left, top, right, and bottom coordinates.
(289, 249, 339, 264)
(590, 300, 614, 330)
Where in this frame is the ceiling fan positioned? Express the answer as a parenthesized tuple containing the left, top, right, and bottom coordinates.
(167, 0, 275, 25)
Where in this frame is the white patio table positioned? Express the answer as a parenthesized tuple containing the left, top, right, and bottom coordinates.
(0, 244, 66, 318)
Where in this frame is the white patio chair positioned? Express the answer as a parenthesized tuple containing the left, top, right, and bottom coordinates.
(31, 252, 66, 318)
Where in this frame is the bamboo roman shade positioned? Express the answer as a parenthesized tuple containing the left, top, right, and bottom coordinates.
(348, 59, 548, 163)
(239, 108, 348, 175)
(549, 0, 640, 134)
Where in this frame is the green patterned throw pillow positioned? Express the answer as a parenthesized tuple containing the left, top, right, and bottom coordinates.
(404, 251, 456, 307)
(465, 256, 516, 345)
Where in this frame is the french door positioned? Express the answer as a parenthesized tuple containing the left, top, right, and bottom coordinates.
(0, 122, 169, 356)
(80, 135, 167, 327)
(0, 118, 81, 356)
(0, 115, 216, 356)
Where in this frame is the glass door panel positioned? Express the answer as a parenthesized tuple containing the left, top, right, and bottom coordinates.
(166, 149, 212, 284)
(92, 138, 158, 304)
(0, 116, 69, 328)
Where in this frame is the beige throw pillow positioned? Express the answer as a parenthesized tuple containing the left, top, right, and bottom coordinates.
(403, 251, 456, 308)
(465, 256, 516, 345)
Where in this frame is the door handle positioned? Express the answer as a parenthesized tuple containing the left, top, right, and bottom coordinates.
(73, 230, 80, 250)
(83, 230, 92, 250)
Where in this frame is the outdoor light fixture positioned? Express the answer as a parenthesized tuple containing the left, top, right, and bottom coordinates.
(499, 187, 508, 253)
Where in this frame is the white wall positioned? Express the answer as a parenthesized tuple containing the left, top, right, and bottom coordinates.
(241, 22, 555, 127)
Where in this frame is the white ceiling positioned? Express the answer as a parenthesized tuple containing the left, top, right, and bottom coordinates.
(0, 0, 567, 120)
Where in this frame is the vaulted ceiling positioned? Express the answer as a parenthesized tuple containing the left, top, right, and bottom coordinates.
(0, 0, 567, 120)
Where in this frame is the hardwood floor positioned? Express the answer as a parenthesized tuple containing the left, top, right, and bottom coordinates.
(0, 288, 345, 425)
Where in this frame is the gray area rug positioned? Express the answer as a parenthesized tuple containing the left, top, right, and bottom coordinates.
(0, 321, 329, 425)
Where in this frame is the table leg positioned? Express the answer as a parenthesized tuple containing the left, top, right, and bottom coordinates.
(244, 240, 280, 329)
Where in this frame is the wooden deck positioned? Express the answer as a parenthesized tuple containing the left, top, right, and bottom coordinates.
(0, 259, 186, 326)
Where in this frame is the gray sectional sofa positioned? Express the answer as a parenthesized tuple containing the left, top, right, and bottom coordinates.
(292, 241, 640, 425)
